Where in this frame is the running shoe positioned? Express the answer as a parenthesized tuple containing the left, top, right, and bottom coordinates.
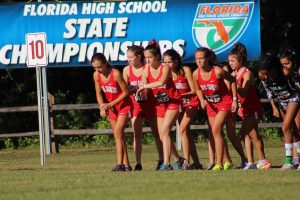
(134, 164, 142, 171)
(223, 162, 234, 170)
(256, 160, 271, 170)
(156, 160, 163, 171)
(159, 163, 173, 171)
(207, 163, 215, 170)
(243, 163, 257, 170)
(172, 157, 185, 170)
(279, 163, 294, 171)
(181, 163, 191, 170)
(124, 165, 132, 171)
(212, 164, 223, 171)
(241, 159, 248, 169)
(112, 164, 125, 172)
(292, 157, 300, 169)
(190, 163, 203, 170)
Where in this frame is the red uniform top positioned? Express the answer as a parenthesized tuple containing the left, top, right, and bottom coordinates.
(197, 67, 232, 104)
(128, 65, 156, 108)
(173, 73, 199, 107)
(147, 65, 180, 104)
(98, 69, 130, 109)
(236, 68, 262, 117)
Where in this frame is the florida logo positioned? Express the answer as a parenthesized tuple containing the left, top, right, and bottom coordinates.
(192, 2, 254, 54)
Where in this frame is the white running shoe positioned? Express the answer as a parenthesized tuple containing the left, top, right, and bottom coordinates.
(279, 163, 294, 171)
(243, 163, 257, 170)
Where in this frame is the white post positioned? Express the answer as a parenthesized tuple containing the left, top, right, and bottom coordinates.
(176, 120, 182, 150)
(42, 67, 51, 154)
(36, 67, 46, 166)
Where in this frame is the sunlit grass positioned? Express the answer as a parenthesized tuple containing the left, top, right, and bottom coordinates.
(0, 142, 299, 200)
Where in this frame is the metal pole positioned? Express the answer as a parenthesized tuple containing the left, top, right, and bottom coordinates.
(36, 67, 45, 166)
(42, 67, 51, 154)
(176, 120, 182, 151)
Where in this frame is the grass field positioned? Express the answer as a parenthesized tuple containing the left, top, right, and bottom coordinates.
(0, 142, 299, 200)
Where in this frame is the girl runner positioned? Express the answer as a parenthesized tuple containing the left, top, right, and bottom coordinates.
(136, 40, 183, 171)
(258, 52, 300, 170)
(163, 49, 203, 170)
(92, 53, 132, 171)
(123, 45, 163, 170)
(193, 47, 237, 170)
(229, 43, 270, 170)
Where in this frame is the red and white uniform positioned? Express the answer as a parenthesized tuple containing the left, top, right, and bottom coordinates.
(128, 65, 156, 119)
(147, 65, 180, 118)
(173, 73, 199, 111)
(236, 68, 263, 119)
(98, 69, 131, 121)
(197, 67, 232, 117)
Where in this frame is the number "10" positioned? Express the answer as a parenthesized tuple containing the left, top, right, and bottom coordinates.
(29, 40, 44, 59)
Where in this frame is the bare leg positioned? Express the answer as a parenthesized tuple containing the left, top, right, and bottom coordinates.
(159, 109, 179, 165)
(209, 111, 228, 166)
(281, 103, 299, 144)
(178, 107, 199, 164)
(240, 116, 263, 163)
(225, 115, 247, 162)
(149, 118, 164, 161)
(131, 116, 143, 165)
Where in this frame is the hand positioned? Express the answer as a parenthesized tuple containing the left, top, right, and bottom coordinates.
(128, 85, 137, 94)
(100, 110, 107, 118)
(100, 103, 110, 111)
(231, 71, 237, 78)
(200, 99, 207, 109)
(136, 83, 145, 97)
(231, 100, 237, 113)
(238, 108, 243, 117)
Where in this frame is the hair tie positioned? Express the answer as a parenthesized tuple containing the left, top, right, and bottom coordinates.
(148, 39, 157, 46)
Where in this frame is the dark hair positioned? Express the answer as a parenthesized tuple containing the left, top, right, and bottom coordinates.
(145, 39, 162, 61)
(210, 49, 219, 66)
(229, 42, 247, 65)
(258, 52, 282, 72)
(163, 49, 182, 73)
(127, 45, 145, 64)
(195, 47, 216, 67)
(91, 53, 107, 64)
(278, 46, 299, 69)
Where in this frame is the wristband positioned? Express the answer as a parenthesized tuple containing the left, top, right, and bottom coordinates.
(233, 97, 237, 101)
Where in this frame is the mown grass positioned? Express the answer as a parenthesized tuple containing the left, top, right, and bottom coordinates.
(0, 142, 299, 200)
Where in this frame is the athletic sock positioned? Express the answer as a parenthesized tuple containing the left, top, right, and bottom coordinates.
(292, 157, 300, 165)
(293, 141, 300, 157)
(285, 143, 293, 164)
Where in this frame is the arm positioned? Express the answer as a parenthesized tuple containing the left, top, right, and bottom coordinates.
(123, 66, 135, 94)
(137, 64, 170, 94)
(102, 69, 129, 111)
(237, 70, 252, 97)
(193, 69, 206, 109)
(223, 65, 232, 91)
(261, 81, 279, 117)
(93, 71, 106, 118)
(215, 66, 237, 112)
(122, 66, 129, 84)
(181, 66, 196, 97)
(111, 69, 129, 107)
(270, 99, 280, 118)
